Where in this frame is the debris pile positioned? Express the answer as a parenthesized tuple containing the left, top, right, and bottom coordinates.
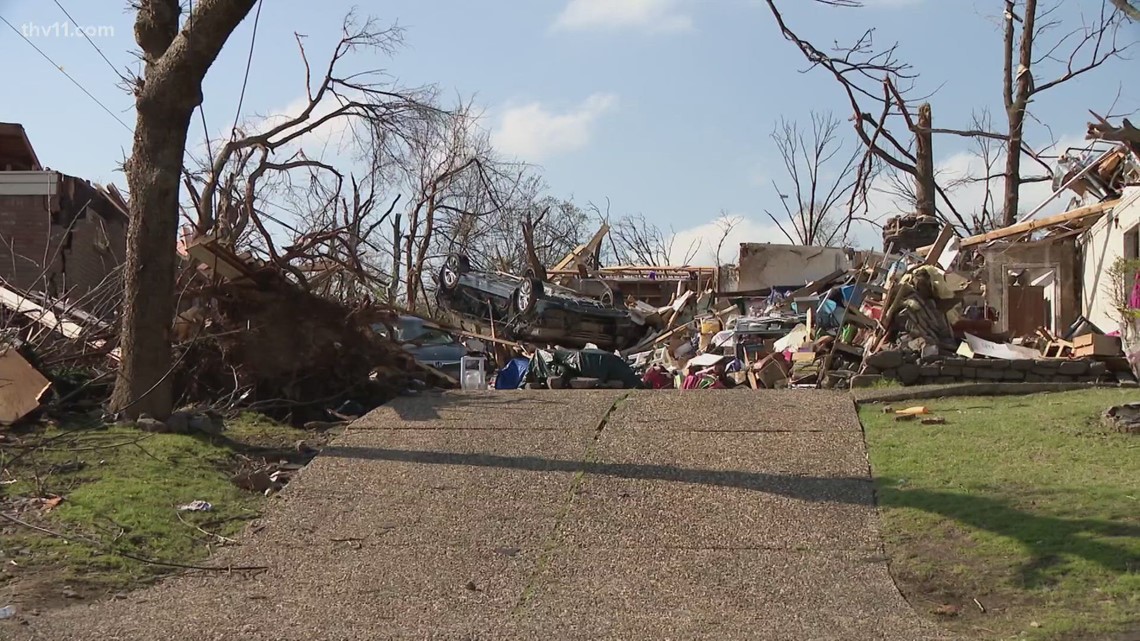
(175, 271, 455, 417)
(0, 236, 458, 426)
(611, 190, 1139, 391)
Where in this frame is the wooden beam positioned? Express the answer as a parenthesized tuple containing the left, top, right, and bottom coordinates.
(549, 223, 610, 272)
(0, 285, 120, 362)
(923, 224, 956, 266)
(919, 198, 1120, 253)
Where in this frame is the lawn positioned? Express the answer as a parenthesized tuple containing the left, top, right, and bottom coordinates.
(860, 389, 1140, 641)
(0, 412, 317, 612)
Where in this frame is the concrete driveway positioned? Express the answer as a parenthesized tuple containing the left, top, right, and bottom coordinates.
(15, 390, 953, 640)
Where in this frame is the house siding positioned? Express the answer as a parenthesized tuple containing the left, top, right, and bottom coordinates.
(1080, 187, 1140, 333)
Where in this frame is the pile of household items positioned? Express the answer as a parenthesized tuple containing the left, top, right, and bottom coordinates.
(616, 135, 1140, 390)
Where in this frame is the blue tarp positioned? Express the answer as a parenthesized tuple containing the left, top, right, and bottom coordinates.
(494, 357, 530, 390)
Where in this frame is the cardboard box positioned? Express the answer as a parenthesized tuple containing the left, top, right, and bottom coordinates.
(1073, 333, 1123, 357)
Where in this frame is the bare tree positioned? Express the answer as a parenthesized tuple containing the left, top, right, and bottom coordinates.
(758, 0, 1135, 232)
(999, 0, 1132, 224)
(112, 0, 259, 419)
(606, 211, 699, 266)
(712, 214, 742, 269)
(758, 1, 966, 229)
(394, 105, 535, 311)
(946, 109, 1006, 233)
(186, 17, 438, 242)
(765, 112, 861, 246)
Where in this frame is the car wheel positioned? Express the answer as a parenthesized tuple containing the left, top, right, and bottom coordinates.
(439, 254, 470, 292)
(515, 278, 543, 315)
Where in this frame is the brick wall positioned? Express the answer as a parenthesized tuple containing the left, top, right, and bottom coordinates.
(0, 194, 64, 292)
(62, 210, 127, 296)
(0, 175, 127, 305)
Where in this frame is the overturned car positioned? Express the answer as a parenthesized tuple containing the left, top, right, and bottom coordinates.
(436, 254, 648, 351)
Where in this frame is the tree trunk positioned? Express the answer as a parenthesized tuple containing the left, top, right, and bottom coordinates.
(914, 103, 935, 217)
(1002, 0, 1037, 227)
(388, 213, 402, 304)
(111, 117, 193, 418)
(111, 0, 257, 418)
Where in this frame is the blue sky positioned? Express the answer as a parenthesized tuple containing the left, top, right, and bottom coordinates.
(0, 0, 1136, 261)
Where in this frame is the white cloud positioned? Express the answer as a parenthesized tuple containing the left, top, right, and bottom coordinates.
(670, 134, 1089, 267)
(253, 95, 358, 157)
(552, 0, 693, 33)
(492, 93, 618, 161)
(862, 133, 1088, 231)
(668, 215, 786, 265)
(669, 212, 884, 266)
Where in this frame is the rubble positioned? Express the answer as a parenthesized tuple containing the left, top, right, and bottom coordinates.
(602, 142, 1140, 394)
(882, 214, 942, 253)
(0, 134, 1135, 417)
(1102, 403, 1140, 434)
(0, 347, 51, 424)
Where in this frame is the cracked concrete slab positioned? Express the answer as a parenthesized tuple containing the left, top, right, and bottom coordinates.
(14, 390, 953, 640)
(516, 548, 950, 641)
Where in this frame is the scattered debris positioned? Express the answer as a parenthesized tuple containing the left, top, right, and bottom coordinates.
(931, 604, 961, 617)
(0, 605, 15, 620)
(895, 407, 930, 416)
(177, 500, 214, 512)
(0, 347, 51, 425)
(1102, 403, 1140, 434)
(920, 417, 947, 425)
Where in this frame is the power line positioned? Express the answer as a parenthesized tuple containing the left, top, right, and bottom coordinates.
(50, 0, 121, 80)
(0, 14, 133, 133)
(230, 0, 264, 139)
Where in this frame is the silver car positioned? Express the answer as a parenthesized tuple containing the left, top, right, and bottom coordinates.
(373, 315, 472, 380)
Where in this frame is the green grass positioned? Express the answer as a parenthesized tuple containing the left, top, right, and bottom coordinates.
(860, 389, 1140, 641)
(0, 412, 306, 602)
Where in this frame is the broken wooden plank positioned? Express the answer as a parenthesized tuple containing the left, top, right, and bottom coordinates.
(920, 199, 1120, 253)
(549, 223, 610, 272)
(923, 224, 956, 266)
(0, 285, 120, 362)
(185, 235, 257, 282)
(957, 333, 1041, 360)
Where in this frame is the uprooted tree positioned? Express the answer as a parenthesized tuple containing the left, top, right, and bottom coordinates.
(180, 17, 599, 316)
(112, 0, 259, 419)
(759, 0, 1136, 234)
(182, 17, 440, 305)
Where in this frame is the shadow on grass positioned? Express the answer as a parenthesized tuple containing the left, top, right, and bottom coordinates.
(320, 446, 1140, 584)
(875, 479, 1140, 587)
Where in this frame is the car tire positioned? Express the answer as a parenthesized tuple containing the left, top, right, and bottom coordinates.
(601, 287, 624, 307)
(515, 278, 543, 315)
(439, 254, 471, 292)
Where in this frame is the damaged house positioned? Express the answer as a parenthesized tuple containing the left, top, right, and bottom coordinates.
(721, 242, 851, 293)
(1080, 186, 1140, 332)
(0, 123, 127, 304)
